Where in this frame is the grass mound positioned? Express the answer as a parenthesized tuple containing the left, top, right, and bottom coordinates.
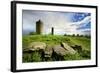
(22, 35, 91, 62)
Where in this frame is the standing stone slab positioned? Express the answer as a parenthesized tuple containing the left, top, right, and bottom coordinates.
(61, 42, 76, 54)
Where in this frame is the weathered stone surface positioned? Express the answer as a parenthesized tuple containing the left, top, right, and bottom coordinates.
(28, 42, 46, 51)
(23, 42, 77, 58)
(44, 46, 53, 57)
(23, 49, 33, 53)
(53, 45, 67, 56)
(61, 42, 76, 54)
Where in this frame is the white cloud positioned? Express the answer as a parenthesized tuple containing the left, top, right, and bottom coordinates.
(71, 16, 91, 26)
(64, 16, 91, 35)
(23, 10, 91, 35)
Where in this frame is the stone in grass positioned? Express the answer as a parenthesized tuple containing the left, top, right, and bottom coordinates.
(53, 45, 67, 56)
(44, 45, 53, 58)
(28, 42, 46, 51)
(61, 42, 76, 54)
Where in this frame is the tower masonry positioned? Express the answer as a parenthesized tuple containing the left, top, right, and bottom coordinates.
(36, 19, 43, 34)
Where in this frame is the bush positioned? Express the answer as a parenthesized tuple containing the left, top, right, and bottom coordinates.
(64, 53, 82, 60)
(64, 34, 67, 36)
(31, 51, 42, 62)
(23, 53, 32, 62)
(29, 32, 37, 35)
(72, 34, 75, 37)
(77, 34, 79, 37)
(79, 50, 91, 59)
(23, 51, 42, 62)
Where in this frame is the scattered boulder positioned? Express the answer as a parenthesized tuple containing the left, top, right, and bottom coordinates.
(23, 42, 78, 61)
(61, 42, 76, 54)
(53, 45, 67, 56)
(44, 46, 53, 57)
(28, 42, 46, 51)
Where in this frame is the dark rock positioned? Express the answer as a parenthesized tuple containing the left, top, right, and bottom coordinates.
(71, 45, 82, 52)
(44, 46, 53, 58)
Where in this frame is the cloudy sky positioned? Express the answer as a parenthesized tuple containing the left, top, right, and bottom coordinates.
(22, 10, 91, 35)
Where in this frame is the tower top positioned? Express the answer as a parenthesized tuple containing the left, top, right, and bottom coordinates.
(36, 19, 43, 24)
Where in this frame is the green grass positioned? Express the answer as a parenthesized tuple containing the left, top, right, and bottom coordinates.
(22, 35, 91, 62)
(23, 51, 42, 62)
(67, 36, 91, 50)
(23, 35, 70, 48)
(64, 53, 82, 60)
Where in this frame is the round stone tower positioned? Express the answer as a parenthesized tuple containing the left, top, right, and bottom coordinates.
(36, 19, 43, 34)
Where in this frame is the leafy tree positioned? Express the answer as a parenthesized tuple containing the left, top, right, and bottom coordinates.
(77, 34, 79, 37)
(80, 35, 83, 37)
(29, 32, 36, 35)
(72, 34, 75, 37)
(64, 34, 67, 36)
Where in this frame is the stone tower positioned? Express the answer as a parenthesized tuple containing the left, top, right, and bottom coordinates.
(36, 19, 43, 34)
(51, 27, 54, 35)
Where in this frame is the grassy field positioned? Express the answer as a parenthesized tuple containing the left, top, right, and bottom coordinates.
(22, 35, 91, 62)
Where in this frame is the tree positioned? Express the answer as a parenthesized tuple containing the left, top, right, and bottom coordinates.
(64, 34, 67, 36)
(80, 35, 83, 37)
(77, 34, 79, 37)
(72, 34, 75, 37)
(29, 32, 36, 35)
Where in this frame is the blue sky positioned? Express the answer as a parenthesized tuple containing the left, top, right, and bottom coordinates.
(22, 10, 91, 35)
